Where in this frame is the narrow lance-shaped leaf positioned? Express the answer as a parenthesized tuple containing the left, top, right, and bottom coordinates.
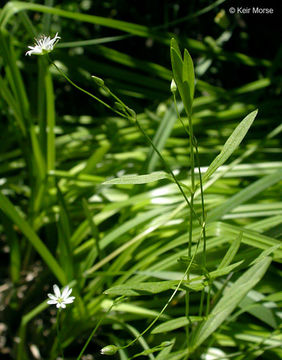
(183, 48, 195, 107)
(104, 262, 243, 296)
(104, 280, 185, 296)
(218, 232, 242, 269)
(170, 38, 195, 117)
(103, 171, 170, 185)
(152, 316, 206, 334)
(170, 37, 182, 57)
(202, 109, 258, 183)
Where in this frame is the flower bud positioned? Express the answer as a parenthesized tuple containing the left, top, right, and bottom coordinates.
(114, 102, 125, 112)
(170, 79, 177, 93)
(126, 107, 136, 119)
(214, 9, 230, 29)
(100, 345, 118, 355)
(91, 75, 104, 87)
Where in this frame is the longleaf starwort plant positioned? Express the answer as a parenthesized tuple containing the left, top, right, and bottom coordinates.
(0, 3, 281, 358)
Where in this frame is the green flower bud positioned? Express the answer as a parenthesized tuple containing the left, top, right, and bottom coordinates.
(214, 9, 230, 29)
(126, 107, 136, 119)
(114, 101, 125, 112)
(100, 345, 118, 355)
(170, 79, 177, 93)
(91, 75, 104, 87)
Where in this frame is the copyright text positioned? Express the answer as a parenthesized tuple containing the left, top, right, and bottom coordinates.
(229, 7, 274, 14)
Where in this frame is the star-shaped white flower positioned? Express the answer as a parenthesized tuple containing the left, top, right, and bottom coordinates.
(47, 284, 75, 309)
(25, 33, 60, 56)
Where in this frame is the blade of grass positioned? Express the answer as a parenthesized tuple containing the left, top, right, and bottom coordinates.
(208, 169, 282, 222)
(0, 192, 66, 284)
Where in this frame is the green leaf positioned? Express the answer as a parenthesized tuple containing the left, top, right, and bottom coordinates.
(155, 339, 175, 359)
(183, 49, 195, 104)
(238, 290, 278, 328)
(170, 38, 181, 57)
(29, 125, 45, 180)
(171, 46, 192, 117)
(203, 110, 258, 183)
(251, 244, 280, 265)
(48, 169, 104, 183)
(147, 104, 178, 172)
(218, 233, 242, 269)
(105, 262, 243, 296)
(208, 169, 282, 222)
(104, 280, 182, 296)
(152, 316, 206, 334)
(56, 184, 74, 281)
(103, 171, 170, 185)
(132, 341, 173, 358)
(170, 38, 195, 117)
(190, 256, 272, 350)
(207, 261, 243, 279)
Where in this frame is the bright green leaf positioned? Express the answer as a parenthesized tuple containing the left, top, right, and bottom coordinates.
(203, 110, 258, 183)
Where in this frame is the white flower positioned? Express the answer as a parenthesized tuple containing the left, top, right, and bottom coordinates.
(47, 284, 75, 309)
(25, 33, 60, 56)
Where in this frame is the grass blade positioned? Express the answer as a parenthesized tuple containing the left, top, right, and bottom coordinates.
(0, 192, 66, 284)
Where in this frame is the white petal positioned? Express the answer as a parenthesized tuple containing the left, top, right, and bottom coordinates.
(32, 48, 42, 54)
(47, 300, 57, 305)
(53, 284, 61, 298)
(26, 47, 42, 56)
(64, 297, 75, 304)
(56, 303, 61, 308)
(65, 287, 73, 298)
(51, 33, 60, 44)
(61, 286, 70, 298)
(47, 293, 57, 300)
(61, 303, 66, 309)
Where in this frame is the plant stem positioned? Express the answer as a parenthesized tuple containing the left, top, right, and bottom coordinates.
(119, 229, 203, 352)
(56, 310, 64, 360)
(76, 299, 119, 360)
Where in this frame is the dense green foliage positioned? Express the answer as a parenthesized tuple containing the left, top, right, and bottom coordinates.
(0, 1, 281, 359)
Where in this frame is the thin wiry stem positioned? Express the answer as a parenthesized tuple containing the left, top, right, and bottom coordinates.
(49, 57, 199, 221)
(76, 300, 117, 360)
(48, 56, 126, 119)
(173, 94, 193, 349)
(56, 310, 64, 360)
(118, 227, 204, 352)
